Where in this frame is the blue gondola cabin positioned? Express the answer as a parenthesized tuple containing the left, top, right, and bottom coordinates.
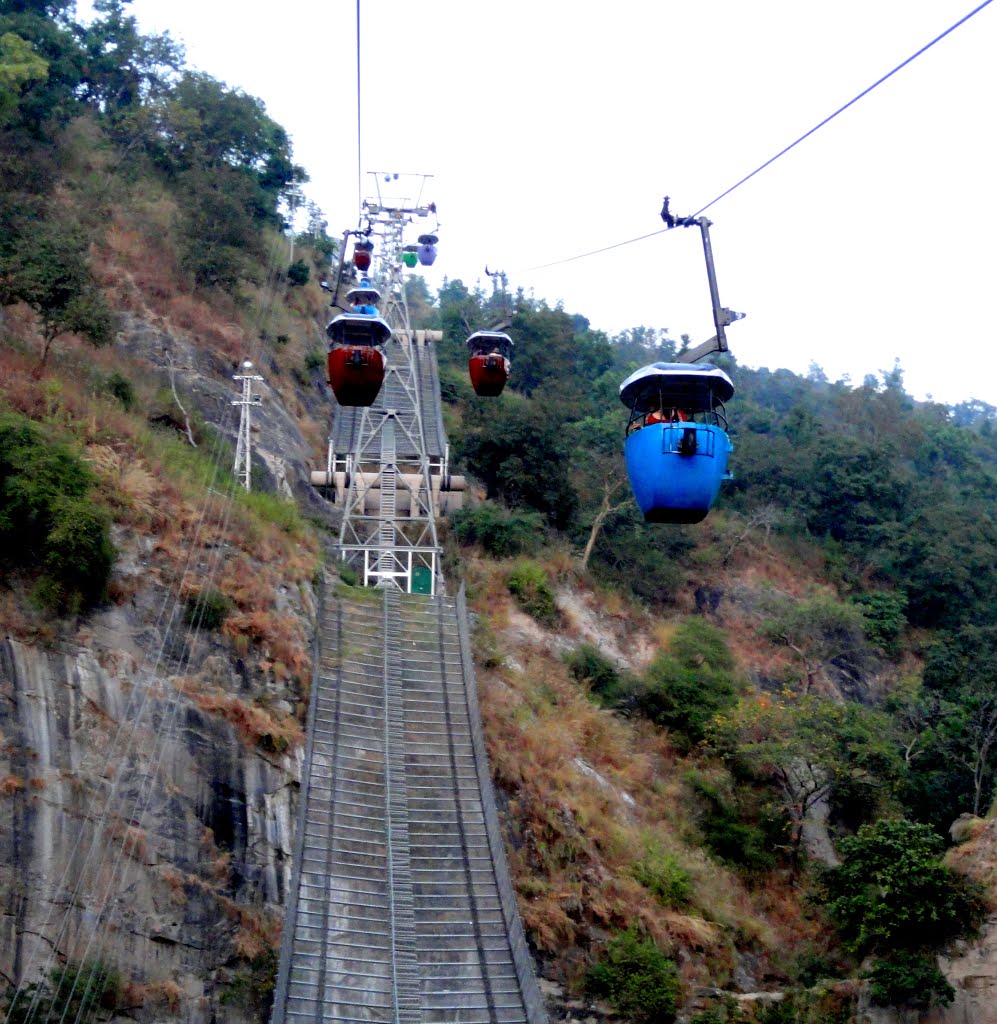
(619, 362, 734, 524)
(417, 233, 438, 267)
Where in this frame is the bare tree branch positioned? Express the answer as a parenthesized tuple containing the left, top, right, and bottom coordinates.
(167, 356, 197, 448)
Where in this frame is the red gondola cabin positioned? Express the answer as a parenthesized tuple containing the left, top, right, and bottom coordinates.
(353, 239, 373, 272)
(326, 310, 391, 406)
(466, 331, 513, 397)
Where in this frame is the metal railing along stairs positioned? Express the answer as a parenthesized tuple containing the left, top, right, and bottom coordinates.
(272, 586, 547, 1024)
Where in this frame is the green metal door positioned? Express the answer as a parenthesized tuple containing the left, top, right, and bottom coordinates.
(410, 566, 432, 594)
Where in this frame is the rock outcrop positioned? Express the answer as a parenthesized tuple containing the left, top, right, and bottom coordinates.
(0, 588, 312, 1020)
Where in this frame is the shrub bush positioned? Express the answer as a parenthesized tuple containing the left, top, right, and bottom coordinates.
(287, 259, 310, 286)
(865, 950, 954, 1009)
(184, 587, 232, 630)
(0, 412, 114, 612)
(686, 770, 778, 872)
(506, 560, 559, 628)
(631, 842, 692, 907)
(563, 643, 626, 703)
(3, 960, 121, 1024)
(106, 370, 135, 409)
(221, 947, 279, 1015)
(451, 503, 545, 558)
(585, 927, 679, 1024)
(623, 619, 740, 746)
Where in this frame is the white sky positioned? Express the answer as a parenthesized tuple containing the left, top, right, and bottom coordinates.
(86, 1, 997, 406)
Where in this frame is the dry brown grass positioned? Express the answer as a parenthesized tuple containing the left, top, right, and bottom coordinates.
(185, 681, 303, 754)
(110, 820, 150, 863)
(468, 559, 833, 993)
(216, 894, 282, 961)
(143, 980, 183, 1013)
(159, 866, 189, 905)
(222, 610, 311, 687)
(122, 978, 183, 1014)
(86, 445, 164, 527)
(947, 817, 997, 910)
(0, 775, 25, 796)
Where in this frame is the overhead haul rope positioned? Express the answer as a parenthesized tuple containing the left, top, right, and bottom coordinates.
(6, 183, 298, 1024)
(356, 0, 363, 222)
(517, 0, 994, 274)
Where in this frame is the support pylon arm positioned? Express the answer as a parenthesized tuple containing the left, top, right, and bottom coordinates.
(671, 215, 745, 365)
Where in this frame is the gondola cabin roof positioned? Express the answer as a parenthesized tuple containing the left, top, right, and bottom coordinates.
(346, 282, 381, 307)
(466, 330, 513, 353)
(326, 312, 392, 348)
(620, 362, 734, 412)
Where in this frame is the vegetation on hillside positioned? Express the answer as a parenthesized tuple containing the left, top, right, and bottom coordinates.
(1, 6, 323, 1016)
(3, 2, 997, 1020)
(418, 274, 997, 1016)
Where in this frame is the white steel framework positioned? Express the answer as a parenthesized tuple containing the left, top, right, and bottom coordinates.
(232, 361, 263, 491)
(335, 175, 442, 594)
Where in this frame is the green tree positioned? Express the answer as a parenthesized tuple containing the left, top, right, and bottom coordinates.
(864, 950, 955, 1010)
(133, 72, 307, 289)
(567, 393, 632, 572)
(150, 71, 304, 215)
(816, 819, 982, 953)
(906, 627, 997, 818)
(0, 30, 47, 125)
(456, 394, 577, 529)
(585, 501, 694, 606)
(0, 218, 114, 363)
(78, 0, 183, 114)
(711, 695, 902, 850)
(0, 0, 83, 131)
(763, 593, 868, 694)
(851, 590, 907, 658)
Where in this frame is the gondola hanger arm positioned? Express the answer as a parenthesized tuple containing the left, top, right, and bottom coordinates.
(667, 212, 745, 365)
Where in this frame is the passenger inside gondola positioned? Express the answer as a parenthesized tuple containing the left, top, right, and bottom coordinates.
(631, 404, 692, 431)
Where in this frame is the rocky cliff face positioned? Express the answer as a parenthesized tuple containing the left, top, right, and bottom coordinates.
(0, 591, 311, 1020)
(0, 308, 323, 1021)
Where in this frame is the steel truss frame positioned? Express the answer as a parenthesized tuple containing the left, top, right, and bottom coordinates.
(336, 184, 442, 594)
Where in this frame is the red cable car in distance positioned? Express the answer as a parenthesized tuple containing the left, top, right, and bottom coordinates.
(326, 279, 390, 406)
(352, 238, 373, 272)
(466, 331, 513, 396)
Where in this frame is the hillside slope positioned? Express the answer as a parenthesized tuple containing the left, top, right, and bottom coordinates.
(4, 6, 997, 1022)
